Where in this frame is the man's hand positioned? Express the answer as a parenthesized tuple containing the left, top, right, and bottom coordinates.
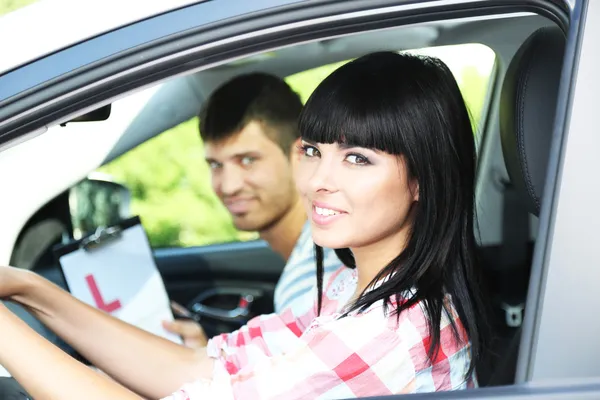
(162, 319, 208, 348)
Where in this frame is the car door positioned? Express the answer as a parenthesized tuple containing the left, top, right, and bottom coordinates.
(1, 0, 599, 398)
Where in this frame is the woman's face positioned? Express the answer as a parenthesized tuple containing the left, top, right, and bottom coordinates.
(295, 140, 419, 251)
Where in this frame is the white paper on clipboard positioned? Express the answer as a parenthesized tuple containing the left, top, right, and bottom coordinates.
(57, 220, 182, 344)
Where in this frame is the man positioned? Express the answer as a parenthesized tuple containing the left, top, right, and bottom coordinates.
(162, 73, 341, 346)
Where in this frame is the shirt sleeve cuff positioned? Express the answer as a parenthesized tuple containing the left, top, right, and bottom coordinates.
(161, 354, 234, 400)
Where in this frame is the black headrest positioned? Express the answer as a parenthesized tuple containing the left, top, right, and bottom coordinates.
(500, 26, 566, 216)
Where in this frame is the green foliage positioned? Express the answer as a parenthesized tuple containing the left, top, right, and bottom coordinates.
(99, 45, 495, 248)
(458, 64, 494, 133)
(0, 0, 37, 16)
(286, 60, 349, 103)
(99, 118, 256, 248)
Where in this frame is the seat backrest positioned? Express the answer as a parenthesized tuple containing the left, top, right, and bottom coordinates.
(485, 25, 566, 386)
(500, 25, 567, 217)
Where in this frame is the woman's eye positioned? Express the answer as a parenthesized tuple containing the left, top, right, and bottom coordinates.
(346, 154, 369, 165)
(303, 145, 320, 158)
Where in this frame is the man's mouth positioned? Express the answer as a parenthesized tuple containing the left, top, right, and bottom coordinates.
(225, 198, 255, 214)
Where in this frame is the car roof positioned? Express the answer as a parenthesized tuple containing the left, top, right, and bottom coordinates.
(0, 0, 204, 76)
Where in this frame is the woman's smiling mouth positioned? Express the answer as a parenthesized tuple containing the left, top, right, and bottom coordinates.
(311, 202, 347, 225)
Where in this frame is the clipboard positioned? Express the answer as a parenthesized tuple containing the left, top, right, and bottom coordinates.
(53, 216, 182, 344)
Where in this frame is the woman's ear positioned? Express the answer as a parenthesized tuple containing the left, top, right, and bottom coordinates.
(411, 180, 420, 202)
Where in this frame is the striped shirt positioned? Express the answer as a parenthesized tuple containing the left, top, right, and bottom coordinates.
(273, 220, 342, 316)
(163, 266, 474, 400)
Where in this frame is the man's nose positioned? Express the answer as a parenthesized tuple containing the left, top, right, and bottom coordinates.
(219, 165, 245, 196)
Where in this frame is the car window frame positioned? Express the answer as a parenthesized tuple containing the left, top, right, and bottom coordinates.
(517, 0, 600, 383)
(96, 43, 499, 250)
(0, 0, 568, 147)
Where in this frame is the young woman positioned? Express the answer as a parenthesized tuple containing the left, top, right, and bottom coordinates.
(0, 50, 487, 399)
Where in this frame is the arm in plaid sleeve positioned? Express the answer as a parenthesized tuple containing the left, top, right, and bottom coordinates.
(205, 267, 351, 371)
(162, 308, 457, 400)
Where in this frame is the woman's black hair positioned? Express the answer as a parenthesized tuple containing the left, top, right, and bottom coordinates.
(300, 51, 489, 379)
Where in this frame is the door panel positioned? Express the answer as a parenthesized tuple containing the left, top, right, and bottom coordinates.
(155, 239, 285, 336)
(512, 0, 597, 384)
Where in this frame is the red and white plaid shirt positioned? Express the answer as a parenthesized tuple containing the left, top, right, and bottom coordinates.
(163, 266, 475, 400)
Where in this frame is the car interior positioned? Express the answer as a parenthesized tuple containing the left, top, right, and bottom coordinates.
(3, 7, 568, 393)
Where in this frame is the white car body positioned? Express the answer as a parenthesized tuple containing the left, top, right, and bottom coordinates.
(0, 0, 203, 75)
(1, 1, 600, 397)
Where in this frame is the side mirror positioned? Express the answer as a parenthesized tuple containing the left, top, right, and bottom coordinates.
(69, 175, 131, 239)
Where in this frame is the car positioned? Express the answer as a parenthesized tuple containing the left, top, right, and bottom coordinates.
(0, 0, 598, 398)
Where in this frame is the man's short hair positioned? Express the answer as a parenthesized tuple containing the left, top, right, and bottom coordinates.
(199, 73, 303, 154)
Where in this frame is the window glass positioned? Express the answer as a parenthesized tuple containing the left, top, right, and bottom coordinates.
(405, 43, 496, 130)
(94, 43, 495, 248)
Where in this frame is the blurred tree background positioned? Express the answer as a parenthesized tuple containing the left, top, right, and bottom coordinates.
(1, 1, 494, 248)
(99, 46, 493, 248)
(0, 0, 36, 14)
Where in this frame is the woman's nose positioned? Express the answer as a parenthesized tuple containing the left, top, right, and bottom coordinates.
(307, 156, 337, 194)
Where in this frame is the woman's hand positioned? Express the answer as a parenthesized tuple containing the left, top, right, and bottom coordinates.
(0, 302, 142, 400)
(0, 266, 212, 399)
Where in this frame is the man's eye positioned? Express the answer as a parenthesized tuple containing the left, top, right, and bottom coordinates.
(345, 154, 370, 165)
(208, 161, 222, 170)
(241, 156, 255, 166)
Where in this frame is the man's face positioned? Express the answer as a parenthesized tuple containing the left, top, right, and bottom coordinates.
(204, 121, 298, 232)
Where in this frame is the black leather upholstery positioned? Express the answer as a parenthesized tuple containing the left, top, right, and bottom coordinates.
(500, 26, 567, 216)
(485, 25, 567, 386)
